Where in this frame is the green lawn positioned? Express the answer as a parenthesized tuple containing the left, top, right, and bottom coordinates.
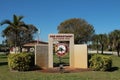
(0, 53, 120, 80)
(53, 53, 69, 67)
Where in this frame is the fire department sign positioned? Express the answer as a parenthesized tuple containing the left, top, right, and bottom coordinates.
(49, 34, 73, 41)
(56, 44, 67, 57)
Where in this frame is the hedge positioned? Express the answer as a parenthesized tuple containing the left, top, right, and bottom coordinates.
(89, 54, 112, 71)
(8, 53, 34, 71)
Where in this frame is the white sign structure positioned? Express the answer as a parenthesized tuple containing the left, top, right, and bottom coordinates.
(35, 33, 88, 69)
(48, 34, 74, 68)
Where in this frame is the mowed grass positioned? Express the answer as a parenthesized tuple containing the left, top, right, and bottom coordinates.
(0, 53, 120, 80)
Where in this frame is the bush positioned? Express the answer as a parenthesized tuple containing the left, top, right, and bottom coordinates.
(8, 53, 34, 71)
(89, 54, 112, 71)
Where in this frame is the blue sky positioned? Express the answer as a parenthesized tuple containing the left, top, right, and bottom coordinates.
(0, 0, 120, 43)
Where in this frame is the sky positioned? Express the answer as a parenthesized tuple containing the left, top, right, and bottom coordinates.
(0, 0, 120, 43)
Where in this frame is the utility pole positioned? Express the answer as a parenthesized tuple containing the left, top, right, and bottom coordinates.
(37, 29, 40, 44)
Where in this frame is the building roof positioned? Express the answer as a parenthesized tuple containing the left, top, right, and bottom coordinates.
(23, 40, 48, 47)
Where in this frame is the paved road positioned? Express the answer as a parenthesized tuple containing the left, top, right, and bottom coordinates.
(0, 52, 6, 54)
(0, 51, 118, 55)
(88, 50, 117, 55)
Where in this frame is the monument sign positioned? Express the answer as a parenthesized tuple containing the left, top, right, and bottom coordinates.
(35, 34, 88, 69)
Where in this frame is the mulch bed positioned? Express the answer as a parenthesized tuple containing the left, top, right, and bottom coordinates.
(38, 66, 91, 73)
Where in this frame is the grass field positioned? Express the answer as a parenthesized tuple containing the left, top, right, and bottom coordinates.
(0, 53, 120, 80)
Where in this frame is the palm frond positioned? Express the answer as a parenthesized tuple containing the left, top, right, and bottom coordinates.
(13, 14, 18, 25)
(2, 26, 14, 35)
(18, 16, 24, 21)
(0, 20, 12, 26)
(13, 14, 24, 25)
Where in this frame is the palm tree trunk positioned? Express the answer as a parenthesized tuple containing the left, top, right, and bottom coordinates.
(20, 46, 22, 53)
(97, 40, 99, 54)
(15, 40, 17, 53)
(117, 50, 120, 57)
(117, 45, 120, 57)
(101, 44, 104, 54)
(15, 30, 17, 53)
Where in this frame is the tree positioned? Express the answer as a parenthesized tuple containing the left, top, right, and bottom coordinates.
(98, 34, 108, 54)
(0, 14, 38, 53)
(109, 30, 120, 56)
(92, 34, 100, 53)
(57, 18, 95, 44)
(0, 40, 9, 53)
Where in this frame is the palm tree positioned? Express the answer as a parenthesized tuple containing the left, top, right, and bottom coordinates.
(0, 14, 28, 53)
(98, 34, 108, 54)
(92, 34, 100, 53)
(109, 30, 120, 56)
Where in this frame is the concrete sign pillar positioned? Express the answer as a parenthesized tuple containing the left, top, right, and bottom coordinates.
(48, 34, 74, 68)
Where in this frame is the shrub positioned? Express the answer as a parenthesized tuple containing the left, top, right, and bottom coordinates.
(8, 53, 34, 71)
(89, 54, 112, 71)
